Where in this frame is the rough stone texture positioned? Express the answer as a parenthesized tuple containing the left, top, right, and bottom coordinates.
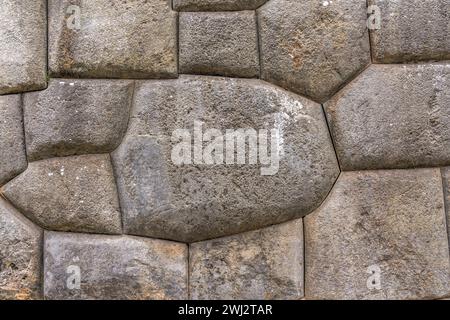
(0, 0, 46, 95)
(174, 0, 268, 11)
(305, 169, 450, 300)
(325, 63, 450, 171)
(112, 76, 339, 243)
(0, 95, 27, 186)
(0, 199, 42, 300)
(179, 12, 260, 78)
(443, 168, 450, 243)
(44, 232, 188, 300)
(258, 0, 371, 103)
(2, 154, 122, 235)
(23, 79, 134, 161)
(369, 0, 450, 63)
(48, 0, 177, 78)
(190, 219, 304, 300)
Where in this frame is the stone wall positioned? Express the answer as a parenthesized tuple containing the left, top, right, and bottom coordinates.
(0, 0, 449, 300)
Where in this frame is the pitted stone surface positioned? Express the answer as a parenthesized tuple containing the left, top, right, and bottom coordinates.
(44, 232, 188, 300)
(443, 168, 450, 240)
(48, 0, 177, 78)
(179, 11, 259, 78)
(190, 219, 304, 300)
(0, 0, 46, 95)
(369, 0, 450, 63)
(174, 0, 268, 11)
(2, 154, 122, 235)
(305, 169, 450, 300)
(325, 63, 450, 171)
(0, 199, 42, 300)
(0, 95, 27, 186)
(258, 0, 370, 103)
(112, 76, 339, 243)
(23, 79, 134, 161)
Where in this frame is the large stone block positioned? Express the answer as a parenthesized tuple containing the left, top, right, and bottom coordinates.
(179, 11, 259, 78)
(0, 0, 46, 94)
(0, 95, 27, 186)
(173, 0, 268, 11)
(112, 76, 339, 243)
(2, 154, 122, 234)
(48, 0, 177, 78)
(305, 169, 450, 300)
(0, 199, 42, 300)
(369, 0, 450, 63)
(44, 232, 188, 300)
(190, 219, 304, 300)
(23, 79, 134, 161)
(258, 0, 370, 103)
(325, 63, 450, 171)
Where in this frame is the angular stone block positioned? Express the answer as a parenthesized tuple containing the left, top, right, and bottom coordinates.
(179, 12, 259, 78)
(2, 154, 122, 234)
(0, 0, 46, 94)
(48, 0, 177, 78)
(0, 199, 42, 300)
(23, 79, 134, 161)
(44, 232, 188, 300)
(112, 76, 339, 242)
(258, 0, 371, 103)
(0, 95, 27, 186)
(305, 169, 450, 300)
(174, 0, 268, 11)
(325, 64, 450, 171)
(190, 219, 304, 300)
(369, 0, 450, 63)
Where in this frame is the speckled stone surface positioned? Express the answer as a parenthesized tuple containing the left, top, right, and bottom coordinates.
(190, 219, 304, 300)
(44, 232, 188, 300)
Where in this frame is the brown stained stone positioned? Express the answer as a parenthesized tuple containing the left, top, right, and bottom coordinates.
(258, 0, 370, 103)
(48, 0, 177, 78)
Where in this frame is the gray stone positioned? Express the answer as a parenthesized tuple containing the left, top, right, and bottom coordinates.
(305, 169, 450, 300)
(0, 95, 27, 186)
(179, 12, 259, 78)
(325, 63, 450, 171)
(112, 76, 339, 243)
(2, 154, 122, 234)
(258, 0, 371, 103)
(443, 168, 450, 242)
(48, 0, 177, 78)
(369, 0, 450, 63)
(190, 219, 304, 300)
(0, 0, 46, 95)
(44, 232, 188, 300)
(174, 0, 268, 11)
(0, 199, 42, 300)
(23, 79, 134, 161)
